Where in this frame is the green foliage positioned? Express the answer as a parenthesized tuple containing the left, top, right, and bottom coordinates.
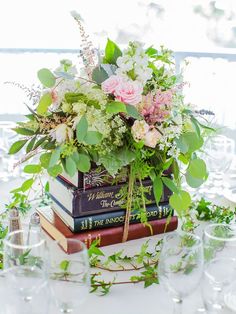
(193, 198, 236, 224)
(106, 101, 127, 114)
(37, 68, 56, 88)
(176, 132, 204, 154)
(47, 164, 63, 177)
(9, 139, 28, 154)
(92, 65, 109, 84)
(37, 92, 52, 115)
(72, 152, 91, 173)
(169, 190, 191, 217)
(76, 115, 88, 142)
(13, 127, 35, 136)
(23, 164, 42, 174)
(153, 176, 163, 205)
(84, 131, 103, 145)
(65, 156, 77, 177)
(126, 104, 142, 120)
(104, 38, 122, 64)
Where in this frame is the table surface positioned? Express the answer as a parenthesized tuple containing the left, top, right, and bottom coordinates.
(1, 173, 236, 314)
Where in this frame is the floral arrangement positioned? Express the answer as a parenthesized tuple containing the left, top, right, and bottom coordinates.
(9, 12, 211, 239)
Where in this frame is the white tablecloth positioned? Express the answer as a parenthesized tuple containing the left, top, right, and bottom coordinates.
(1, 176, 236, 314)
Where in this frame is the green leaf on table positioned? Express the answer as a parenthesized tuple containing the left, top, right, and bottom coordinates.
(65, 156, 77, 177)
(187, 158, 208, 180)
(72, 152, 91, 173)
(40, 152, 52, 169)
(153, 176, 163, 205)
(13, 127, 35, 136)
(26, 136, 37, 153)
(169, 190, 191, 217)
(126, 104, 142, 120)
(84, 131, 102, 145)
(47, 164, 63, 177)
(9, 139, 28, 154)
(76, 115, 88, 142)
(106, 101, 127, 114)
(88, 240, 104, 258)
(92, 66, 109, 84)
(60, 260, 70, 271)
(161, 177, 179, 193)
(49, 147, 61, 168)
(23, 164, 42, 174)
(104, 38, 122, 65)
(21, 178, 34, 192)
(37, 68, 56, 88)
(37, 92, 52, 115)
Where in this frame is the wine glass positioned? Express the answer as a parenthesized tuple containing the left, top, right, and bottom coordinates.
(202, 135, 235, 198)
(3, 229, 48, 307)
(158, 231, 204, 314)
(202, 223, 236, 312)
(48, 238, 90, 313)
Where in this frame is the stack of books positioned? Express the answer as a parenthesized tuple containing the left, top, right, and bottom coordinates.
(37, 168, 178, 252)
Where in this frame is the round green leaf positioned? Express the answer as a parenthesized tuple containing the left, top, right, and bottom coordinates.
(169, 190, 191, 216)
(37, 93, 52, 115)
(185, 172, 205, 188)
(126, 104, 142, 120)
(37, 68, 56, 88)
(92, 66, 109, 84)
(187, 158, 207, 179)
(9, 139, 28, 154)
(84, 131, 102, 145)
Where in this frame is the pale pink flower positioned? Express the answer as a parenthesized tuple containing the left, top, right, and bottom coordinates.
(101, 75, 122, 94)
(144, 128, 161, 148)
(114, 80, 143, 106)
(131, 120, 150, 142)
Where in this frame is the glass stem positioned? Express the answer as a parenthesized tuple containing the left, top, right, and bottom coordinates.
(173, 298, 183, 314)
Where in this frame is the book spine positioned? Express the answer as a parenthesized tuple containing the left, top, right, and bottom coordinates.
(69, 217, 178, 251)
(52, 177, 171, 217)
(52, 198, 172, 232)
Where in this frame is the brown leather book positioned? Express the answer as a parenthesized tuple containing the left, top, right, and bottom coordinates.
(37, 206, 178, 253)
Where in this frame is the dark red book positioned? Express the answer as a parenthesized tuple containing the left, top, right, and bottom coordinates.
(37, 206, 178, 253)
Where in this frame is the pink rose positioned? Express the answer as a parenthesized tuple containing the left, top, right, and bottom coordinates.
(101, 75, 122, 94)
(114, 80, 143, 106)
(144, 128, 161, 148)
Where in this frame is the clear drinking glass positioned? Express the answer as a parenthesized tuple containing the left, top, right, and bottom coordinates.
(3, 229, 48, 304)
(202, 135, 235, 197)
(202, 223, 236, 312)
(158, 231, 204, 314)
(48, 238, 90, 313)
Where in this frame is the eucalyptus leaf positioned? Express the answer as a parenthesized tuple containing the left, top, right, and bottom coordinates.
(169, 190, 191, 216)
(187, 158, 208, 180)
(126, 104, 142, 120)
(37, 68, 56, 88)
(92, 66, 109, 84)
(49, 147, 61, 168)
(185, 172, 205, 188)
(40, 152, 52, 169)
(74, 153, 91, 173)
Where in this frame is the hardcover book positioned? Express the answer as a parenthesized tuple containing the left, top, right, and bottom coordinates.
(49, 176, 171, 218)
(51, 199, 172, 232)
(37, 206, 178, 252)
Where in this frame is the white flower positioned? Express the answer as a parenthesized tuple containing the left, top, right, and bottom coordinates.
(49, 124, 73, 143)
